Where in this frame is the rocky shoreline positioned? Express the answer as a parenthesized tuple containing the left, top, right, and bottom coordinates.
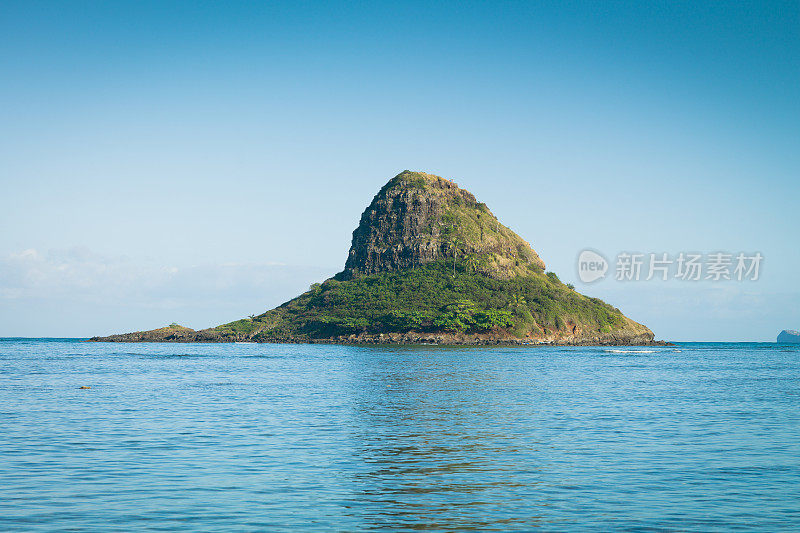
(89, 327, 670, 346)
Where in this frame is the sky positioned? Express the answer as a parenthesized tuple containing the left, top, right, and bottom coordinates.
(1, 1, 798, 340)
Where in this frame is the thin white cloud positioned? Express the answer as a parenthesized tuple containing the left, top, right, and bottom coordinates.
(0, 247, 337, 336)
(582, 284, 799, 341)
(0, 247, 333, 302)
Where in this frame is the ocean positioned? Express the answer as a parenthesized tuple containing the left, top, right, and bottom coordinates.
(1, 339, 798, 531)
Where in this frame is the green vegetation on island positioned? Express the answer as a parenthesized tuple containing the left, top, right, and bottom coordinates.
(91, 170, 657, 345)
(215, 260, 625, 341)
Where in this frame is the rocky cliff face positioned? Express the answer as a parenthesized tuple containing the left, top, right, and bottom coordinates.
(343, 171, 545, 279)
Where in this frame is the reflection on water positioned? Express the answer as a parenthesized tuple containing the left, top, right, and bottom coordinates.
(346, 351, 543, 530)
(0, 340, 799, 531)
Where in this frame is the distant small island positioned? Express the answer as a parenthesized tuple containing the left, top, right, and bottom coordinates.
(778, 330, 800, 344)
(91, 171, 666, 345)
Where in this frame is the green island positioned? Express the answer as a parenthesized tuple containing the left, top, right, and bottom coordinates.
(91, 171, 660, 345)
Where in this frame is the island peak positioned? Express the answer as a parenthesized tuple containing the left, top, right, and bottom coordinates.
(343, 170, 545, 280)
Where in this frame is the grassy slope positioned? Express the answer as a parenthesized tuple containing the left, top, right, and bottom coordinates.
(213, 260, 628, 341)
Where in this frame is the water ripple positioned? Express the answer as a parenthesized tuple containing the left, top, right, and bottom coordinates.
(0, 340, 798, 531)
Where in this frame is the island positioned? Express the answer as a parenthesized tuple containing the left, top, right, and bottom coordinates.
(91, 171, 665, 345)
(778, 330, 800, 344)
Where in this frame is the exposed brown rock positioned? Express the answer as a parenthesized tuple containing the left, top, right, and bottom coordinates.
(343, 171, 545, 279)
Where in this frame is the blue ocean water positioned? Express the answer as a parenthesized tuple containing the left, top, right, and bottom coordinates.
(1, 339, 798, 531)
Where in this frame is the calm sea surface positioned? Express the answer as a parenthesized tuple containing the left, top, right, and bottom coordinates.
(1, 339, 799, 531)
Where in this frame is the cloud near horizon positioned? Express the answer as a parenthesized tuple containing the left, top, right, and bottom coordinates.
(0, 247, 336, 337)
(583, 283, 798, 343)
(1, 247, 795, 341)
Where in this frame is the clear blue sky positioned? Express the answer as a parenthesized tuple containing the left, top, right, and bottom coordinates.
(1, 1, 798, 340)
